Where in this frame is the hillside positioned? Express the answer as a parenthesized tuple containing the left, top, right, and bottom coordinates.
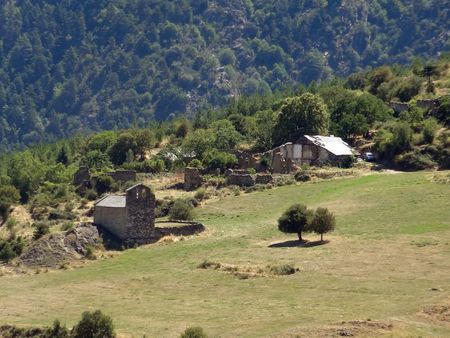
(1, 172, 450, 337)
(0, 0, 449, 149)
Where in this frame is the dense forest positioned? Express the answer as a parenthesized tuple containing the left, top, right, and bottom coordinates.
(0, 0, 449, 149)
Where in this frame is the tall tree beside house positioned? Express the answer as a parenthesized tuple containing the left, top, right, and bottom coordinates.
(272, 93, 329, 146)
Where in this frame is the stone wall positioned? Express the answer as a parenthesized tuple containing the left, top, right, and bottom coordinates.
(184, 168, 203, 191)
(255, 174, 273, 185)
(226, 173, 255, 187)
(388, 101, 410, 113)
(107, 170, 137, 183)
(416, 99, 440, 111)
(125, 184, 156, 246)
(73, 166, 92, 194)
(93, 205, 128, 239)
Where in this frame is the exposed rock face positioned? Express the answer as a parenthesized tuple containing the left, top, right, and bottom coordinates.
(19, 224, 100, 267)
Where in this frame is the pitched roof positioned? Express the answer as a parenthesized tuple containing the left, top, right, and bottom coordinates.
(304, 135, 353, 156)
(95, 195, 126, 208)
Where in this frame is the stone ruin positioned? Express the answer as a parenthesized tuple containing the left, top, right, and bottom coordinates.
(93, 184, 156, 246)
(271, 151, 294, 174)
(73, 166, 92, 193)
(255, 174, 274, 185)
(388, 101, 410, 113)
(184, 167, 203, 191)
(107, 170, 137, 183)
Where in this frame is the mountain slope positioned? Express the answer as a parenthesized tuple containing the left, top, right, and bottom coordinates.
(0, 0, 449, 149)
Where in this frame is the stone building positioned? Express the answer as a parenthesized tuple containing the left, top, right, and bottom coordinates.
(184, 167, 203, 191)
(265, 135, 354, 171)
(73, 166, 92, 193)
(93, 184, 155, 246)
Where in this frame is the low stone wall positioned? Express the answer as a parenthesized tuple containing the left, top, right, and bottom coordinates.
(107, 170, 137, 183)
(388, 101, 410, 113)
(255, 174, 273, 185)
(226, 173, 255, 187)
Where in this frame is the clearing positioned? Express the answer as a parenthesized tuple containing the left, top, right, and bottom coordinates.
(0, 171, 449, 337)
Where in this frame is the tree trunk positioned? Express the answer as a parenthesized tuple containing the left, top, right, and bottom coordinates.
(321, 233, 323, 242)
(298, 231, 302, 242)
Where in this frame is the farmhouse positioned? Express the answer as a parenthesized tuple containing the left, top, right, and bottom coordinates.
(267, 135, 354, 170)
(93, 184, 155, 246)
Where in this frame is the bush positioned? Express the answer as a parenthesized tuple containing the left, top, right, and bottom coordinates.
(194, 188, 208, 202)
(188, 159, 203, 169)
(311, 207, 336, 241)
(48, 209, 76, 221)
(33, 221, 51, 240)
(422, 118, 439, 144)
(61, 221, 75, 231)
(169, 199, 194, 221)
(294, 170, 311, 182)
(84, 189, 98, 201)
(203, 150, 238, 171)
(71, 310, 115, 338)
(180, 327, 208, 338)
(0, 236, 25, 262)
(395, 151, 436, 171)
(270, 264, 296, 275)
(155, 197, 175, 218)
(94, 175, 115, 195)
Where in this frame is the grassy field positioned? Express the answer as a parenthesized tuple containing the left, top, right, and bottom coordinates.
(1, 171, 450, 337)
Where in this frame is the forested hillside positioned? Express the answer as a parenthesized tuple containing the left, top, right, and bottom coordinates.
(0, 0, 449, 150)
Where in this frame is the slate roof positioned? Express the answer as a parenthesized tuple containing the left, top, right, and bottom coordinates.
(304, 135, 353, 156)
(95, 195, 126, 208)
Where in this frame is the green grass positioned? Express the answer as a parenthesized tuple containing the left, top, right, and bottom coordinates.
(1, 171, 450, 337)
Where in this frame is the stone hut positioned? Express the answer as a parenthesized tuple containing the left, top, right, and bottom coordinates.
(184, 167, 203, 191)
(93, 184, 155, 246)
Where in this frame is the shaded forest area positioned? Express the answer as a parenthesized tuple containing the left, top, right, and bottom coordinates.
(0, 0, 449, 150)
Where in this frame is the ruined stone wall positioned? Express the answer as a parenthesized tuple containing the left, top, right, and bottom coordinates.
(125, 185, 155, 246)
(93, 207, 128, 240)
(388, 101, 410, 113)
(73, 166, 91, 187)
(416, 99, 440, 111)
(107, 170, 137, 183)
(226, 173, 255, 187)
(184, 168, 203, 191)
(255, 174, 273, 185)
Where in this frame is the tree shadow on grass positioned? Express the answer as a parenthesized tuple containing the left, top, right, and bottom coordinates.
(268, 239, 329, 248)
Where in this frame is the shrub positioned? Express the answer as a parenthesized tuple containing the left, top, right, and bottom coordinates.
(394, 151, 436, 171)
(155, 198, 175, 218)
(422, 118, 439, 144)
(61, 221, 75, 231)
(94, 175, 115, 195)
(84, 189, 98, 201)
(44, 320, 70, 338)
(278, 204, 313, 241)
(0, 236, 25, 262)
(294, 170, 311, 182)
(169, 199, 194, 221)
(71, 310, 115, 338)
(85, 246, 96, 260)
(247, 168, 257, 175)
(48, 209, 76, 221)
(180, 327, 208, 338)
(311, 207, 336, 241)
(203, 150, 238, 171)
(33, 221, 51, 240)
(270, 264, 296, 275)
(194, 188, 208, 202)
(188, 159, 203, 169)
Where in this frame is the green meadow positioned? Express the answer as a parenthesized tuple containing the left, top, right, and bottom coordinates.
(1, 172, 450, 337)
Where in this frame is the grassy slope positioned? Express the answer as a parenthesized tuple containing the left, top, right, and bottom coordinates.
(1, 172, 450, 337)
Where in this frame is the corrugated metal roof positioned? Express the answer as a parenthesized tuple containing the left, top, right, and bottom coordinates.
(304, 135, 353, 156)
(95, 195, 126, 208)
